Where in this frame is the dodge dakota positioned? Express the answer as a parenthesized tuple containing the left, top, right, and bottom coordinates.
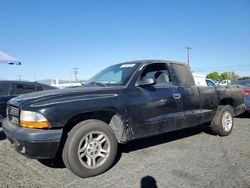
(3, 60, 245, 177)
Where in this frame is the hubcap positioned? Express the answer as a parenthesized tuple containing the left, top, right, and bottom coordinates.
(77, 131, 110, 169)
(222, 111, 233, 132)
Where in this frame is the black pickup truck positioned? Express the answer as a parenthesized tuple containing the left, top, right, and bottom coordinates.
(3, 60, 245, 178)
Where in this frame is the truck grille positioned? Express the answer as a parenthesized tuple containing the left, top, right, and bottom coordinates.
(7, 105, 20, 126)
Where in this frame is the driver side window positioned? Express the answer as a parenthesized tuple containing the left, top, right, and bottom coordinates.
(140, 63, 173, 86)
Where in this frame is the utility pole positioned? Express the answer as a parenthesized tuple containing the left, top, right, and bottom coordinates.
(33, 72, 36, 81)
(186, 47, 192, 67)
(73, 68, 79, 82)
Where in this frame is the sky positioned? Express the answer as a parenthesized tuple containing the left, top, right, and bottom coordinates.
(0, 0, 250, 81)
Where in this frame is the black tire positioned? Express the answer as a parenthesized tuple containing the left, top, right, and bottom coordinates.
(210, 105, 234, 136)
(62, 119, 118, 178)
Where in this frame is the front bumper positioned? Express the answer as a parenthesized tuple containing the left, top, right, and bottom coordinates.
(2, 118, 63, 159)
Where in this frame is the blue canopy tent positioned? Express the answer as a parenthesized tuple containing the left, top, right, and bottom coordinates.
(0, 51, 21, 65)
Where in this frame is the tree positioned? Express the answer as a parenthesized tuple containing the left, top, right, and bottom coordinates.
(221, 72, 229, 80)
(206, 72, 220, 80)
(239, 76, 250, 80)
(228, 72, 239, 81)
(206, 71, 239, 81)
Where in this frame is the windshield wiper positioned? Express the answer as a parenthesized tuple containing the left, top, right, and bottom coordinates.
(87, 82, 107, 87)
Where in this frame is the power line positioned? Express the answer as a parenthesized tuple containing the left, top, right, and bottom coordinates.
(194, 64, 250, 69)
(193, 64, 250, 72)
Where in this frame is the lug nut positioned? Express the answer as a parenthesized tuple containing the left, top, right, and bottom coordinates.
(91, 152, 93, 155)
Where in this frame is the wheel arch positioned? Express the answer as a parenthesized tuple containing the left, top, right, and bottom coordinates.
(219, 98, 235, 114)
(60, 109, 127, 149)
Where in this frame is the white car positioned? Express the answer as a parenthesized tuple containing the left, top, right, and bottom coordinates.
(192, 73, 217, 87)
(206, 79, 217, 87)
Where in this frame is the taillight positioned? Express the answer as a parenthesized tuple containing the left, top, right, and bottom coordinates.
(244, 90, 250, 95)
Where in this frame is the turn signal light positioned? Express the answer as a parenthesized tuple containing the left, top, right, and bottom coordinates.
(20, 121, 51, 129)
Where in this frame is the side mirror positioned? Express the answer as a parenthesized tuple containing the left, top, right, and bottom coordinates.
(137, 77, 156, 87)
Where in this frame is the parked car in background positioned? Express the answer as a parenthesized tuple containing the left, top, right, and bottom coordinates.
(220, 80, 231, 86)
(214, 80, 231, 86)
(192, 74, 217, 87)
(206, 79, 217, 87)
(0, 80, 55, 121)
(229, 79, 250, 112)
(214, 80, 220, 85)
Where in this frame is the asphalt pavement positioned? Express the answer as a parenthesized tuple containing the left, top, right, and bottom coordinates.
(0, 115, 249, 188)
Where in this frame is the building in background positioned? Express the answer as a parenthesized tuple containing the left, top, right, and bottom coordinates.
(51, 78, 83, 89)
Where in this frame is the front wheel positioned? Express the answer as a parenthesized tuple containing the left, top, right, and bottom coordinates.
(62, 119, 118, 178)
(210, 105, 234, 136)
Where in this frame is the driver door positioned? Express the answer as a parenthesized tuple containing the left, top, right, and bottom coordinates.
(126, 63, 184, 139)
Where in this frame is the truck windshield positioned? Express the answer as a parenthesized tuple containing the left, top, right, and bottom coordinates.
(85, 63, 139, 86)
(0, 82, 11, 96)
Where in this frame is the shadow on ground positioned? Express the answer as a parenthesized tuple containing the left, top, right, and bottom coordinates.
(121, 124, 211, 153)
(141, 175, 158, 188)
(38, 157, 65, 169)
(237, 112, 250, 119)
(0, 130, 6, 141)
(39, 124, 211, 170)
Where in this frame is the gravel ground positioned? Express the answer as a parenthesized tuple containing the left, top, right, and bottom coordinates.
(0, 116, 250, 188)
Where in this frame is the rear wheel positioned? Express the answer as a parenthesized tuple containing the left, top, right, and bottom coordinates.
(62, 119, 117, 178)
(211, 105, 234, 136)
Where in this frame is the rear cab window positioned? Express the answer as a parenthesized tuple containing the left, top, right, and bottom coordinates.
(171, 63, 195, 87)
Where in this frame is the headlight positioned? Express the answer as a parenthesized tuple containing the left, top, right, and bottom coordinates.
(20, 110, 51, 129)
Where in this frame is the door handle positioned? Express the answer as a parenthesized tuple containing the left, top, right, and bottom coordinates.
(173, 93, 181, 99)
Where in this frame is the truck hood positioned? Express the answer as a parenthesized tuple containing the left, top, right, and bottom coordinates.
(8, 86, 122, 108)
